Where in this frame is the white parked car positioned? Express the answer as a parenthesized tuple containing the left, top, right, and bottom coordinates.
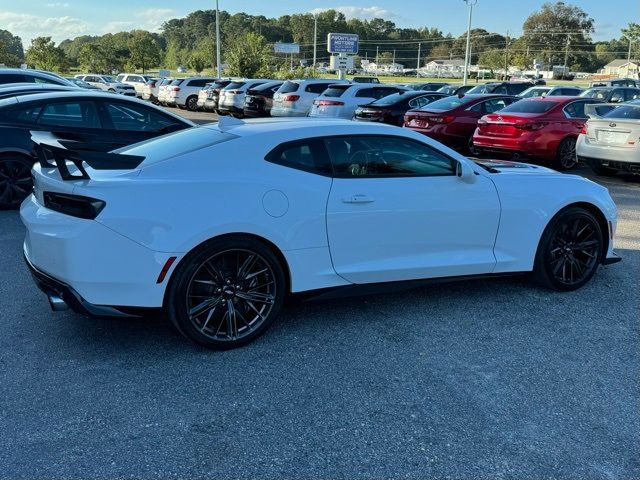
(164, 76, 217, 111)
(271, 79, 349, 117)
(217, 79, 271, 117)
(75, 74, 136, 96)
(156, 78, 177, 105)
(116, 73, 153, 97)
(143, 78, 171, 103)
(308, 84, 406, 119)
(22, 118, 620, 349)
(578, 101, 640, 175)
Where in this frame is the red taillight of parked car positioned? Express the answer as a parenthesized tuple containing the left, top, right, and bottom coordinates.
(229, 90, 243, 94)
(580, 125, 587, 135)
(513, 121, 546, 131)
(314, 99, 345, 106)
(283, 95, 300, 102)
(428, 115, 455, 124)
(172, 86, 180, 92)
(150, 82, 156, 88)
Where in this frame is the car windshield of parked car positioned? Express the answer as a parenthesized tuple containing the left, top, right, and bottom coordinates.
(603, 105, 640, 119)
(370, 92, 408, 105)
(322, 85, 350, 97)
(498, 100, 558, 114)
(103, 76, 115, 83)
(519, 87, 550, 98)
(418, 96, 472, 111)
(278, 81, 299, 93)
(465, 84, 495, 94)
(581, 89, 610, 99)
(224, 82, 246, 90)
(170, 79, 184, 86)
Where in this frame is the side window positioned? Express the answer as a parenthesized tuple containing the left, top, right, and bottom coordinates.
(325, 136, 456, 178)
(0, 105, 43, 124)
(408, 96, 430, 109)
(265, 140, 332, 176)
(373, 88, 398, 99)
(483, 98, 509, 113)
(33, 76, 60, 85)
(624, 89, 640, 101)
(37, 101, 101, 128)
(493, 85, 508, 94)
(105, 103, 178, 131)
(188, 79, 206, 88)
(0, 73, 25, 84)
(467, 102, 484, 113)
(305, 83, 331, 94)
(355, 88, 376, 98)
(564, 101, 587, 118)
(610, 89, 624, 102)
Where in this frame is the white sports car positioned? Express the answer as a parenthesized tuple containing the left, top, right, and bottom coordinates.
(21, 118, 621, 349)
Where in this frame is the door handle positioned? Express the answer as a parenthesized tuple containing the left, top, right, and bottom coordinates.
(342, 194, 375, 204)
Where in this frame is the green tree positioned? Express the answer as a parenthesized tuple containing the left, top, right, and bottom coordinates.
(78, 43, 105, 72)
(621, 23, 640, 60)
(225, 32, 271, 77)
(0, 41, 21, 67)
(128, 30, 161, 73)
(188, 38, 215, 73)
(478, 48, 505, 70)
(25, 36, 66, 71)
(0, 30, 24, 61)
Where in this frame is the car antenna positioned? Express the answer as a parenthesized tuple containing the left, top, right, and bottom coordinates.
(218, 116, 245, 132)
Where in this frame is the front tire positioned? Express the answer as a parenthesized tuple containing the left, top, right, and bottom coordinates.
(0, 154, 34, 210)
(185, 96, 199, 111)
(555, 137, 578, 170)
(166, 237, 286, 349)
(533, 207, 603, 291)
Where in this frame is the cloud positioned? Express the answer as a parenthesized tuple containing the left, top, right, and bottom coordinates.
(310, 6, 397, 21)
(136, 8, 175, 32)
(46, 2, 70, 7)
(0, 11, 89, 44)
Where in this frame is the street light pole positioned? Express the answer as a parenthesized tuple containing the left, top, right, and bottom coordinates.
(313, 14, 318, 73)
(462, 0, 477, 86)
(215, 0, 221, 78)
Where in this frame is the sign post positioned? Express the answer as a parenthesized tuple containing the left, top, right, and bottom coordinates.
(327, 33, 359, 80)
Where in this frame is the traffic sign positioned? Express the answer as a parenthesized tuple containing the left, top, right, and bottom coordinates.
(274, 43, 300, 54)
(327, 33, 359, 54)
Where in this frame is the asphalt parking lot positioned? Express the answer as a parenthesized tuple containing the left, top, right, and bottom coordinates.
(1, 110, 639, 477)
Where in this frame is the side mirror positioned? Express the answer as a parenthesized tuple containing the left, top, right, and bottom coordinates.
(456, 160, 477, 184)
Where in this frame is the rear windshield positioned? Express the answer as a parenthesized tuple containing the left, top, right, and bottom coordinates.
(323, 85, 350, 97)
(465, 84, 496, 94)
(581, 89, 610, 99)
(279, 81, 300, 94)
(419, 96, 473, 112)
(170, 79, 184, 86)
(603, 105, 640, 119)
(224, 82, 246, 90)
(498, 100, 558, 113)
(103, 76, 115, 83)
(371, 92, 408, 105)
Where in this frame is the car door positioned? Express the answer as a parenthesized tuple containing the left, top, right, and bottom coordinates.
(324, 135, 501, 283)
(99, 100, 188, 146)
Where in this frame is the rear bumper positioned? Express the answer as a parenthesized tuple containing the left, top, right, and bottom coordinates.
(218, 105, 244, 115)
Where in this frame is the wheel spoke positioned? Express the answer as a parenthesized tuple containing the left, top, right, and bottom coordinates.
(226, 299, 237, 339)
(236, 291, 275, 304)
(189, 296, 222, 318)
(236, 253, 257, 281)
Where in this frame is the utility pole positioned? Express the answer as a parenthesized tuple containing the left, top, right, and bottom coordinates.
(628, 38, 633, 62)
(393, 49, 396, 66)
(416, 43, 421, 78)
(215, 0, 221, 78)
(462, 0, 477, 86)
(376, 45, 379, 74)
(563, 34, 570, 70)
(313, 14, 318, 73)
(504, 30, 509, 80)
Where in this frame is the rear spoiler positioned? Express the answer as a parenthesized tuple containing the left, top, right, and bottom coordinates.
(584, 103, 631, 119)
(30, 131, 145, 181)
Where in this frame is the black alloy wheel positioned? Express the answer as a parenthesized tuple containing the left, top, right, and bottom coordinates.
(556, 137, 578, 170)
(0, 156, 33, 210)
(534, 207, 603, 291)
(186, 96, 199, 111)
(167, 237, 286, 349)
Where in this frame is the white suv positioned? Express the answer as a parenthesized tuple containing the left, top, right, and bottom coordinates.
(165, 76, 217, 111)
(217, 79, 271, 117)
(76, 74, 136, 96)
(271, 79, 349, 117)
(308, 84, 406, 119)
(116, 73, 152, 97)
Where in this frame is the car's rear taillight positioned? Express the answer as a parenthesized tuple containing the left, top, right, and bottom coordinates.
(283, 94, 300, 102)
(172, 86, 180, 92)
(43, 192, 106, 219)
(513, 121, 546, 130)
(580, 125, 587, 135)
(429, 115, 455, 124)
(150, 82, 156, 88)
(229, 90, 243, 94)
(315, 99, 345, 106)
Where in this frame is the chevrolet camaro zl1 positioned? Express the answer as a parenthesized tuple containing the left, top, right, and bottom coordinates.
(21, 118, 621, 349)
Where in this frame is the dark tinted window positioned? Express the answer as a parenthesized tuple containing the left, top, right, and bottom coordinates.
(0, 73, 25, 84)
(37, 101, 101, 128)
(305, 82, 332, 94)
(372, 92, 407, 106)
(0, 105, 43, 124)
(170, 79, 184, 86)
(188, 79, 209, 88)
(581, 88, 610, 99)
(266, 140, 332, 175)
(466, 84, 497, 94)
(224, 81, 246, 90)
(420, 96, 474, 111)
(323, 86, 349, 97)
(279, 81, 300, 94)
(507, 83, 532, 95)
(483, 98, 511, 113)
(603, 105, 640, 119)
(325, 136, 455, 177)
(106, 103, 180, 131)
(564, 101, 589, 118)
(623, 89, 640, 101)
(499, 100, 558, 113)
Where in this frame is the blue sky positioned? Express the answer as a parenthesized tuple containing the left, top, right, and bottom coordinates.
(0, 0, 635, 46)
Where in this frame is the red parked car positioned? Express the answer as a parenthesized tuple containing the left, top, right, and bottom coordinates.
(472, 96, 603, 169)
(403, 94, 516, 154)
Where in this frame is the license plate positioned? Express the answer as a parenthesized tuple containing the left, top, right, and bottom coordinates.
(597, 130, 627, 143)
(410, 119, 426, 127)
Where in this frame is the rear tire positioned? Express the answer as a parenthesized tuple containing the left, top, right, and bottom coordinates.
(0, 154, 34, 210)
(166, 236, 286, 349)
(555, 137, 578, 170)
(186, 96, 199, 111)
(533, 207, 603, 291)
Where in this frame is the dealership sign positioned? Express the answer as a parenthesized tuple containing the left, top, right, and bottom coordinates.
(274, 43, 300, 54)
(327, 33, 359, 54)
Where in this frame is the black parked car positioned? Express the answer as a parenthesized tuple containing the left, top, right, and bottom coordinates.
(436, 84, 474, 96)
(465, 81, 534, 96)
(0, 83, 77, 100)
(407, 82, 450, 92)
(243, 81, 284, 117)
(353, 91, 448, 126)
(0, 91, 195, 209)
(204, 80, 232, 112)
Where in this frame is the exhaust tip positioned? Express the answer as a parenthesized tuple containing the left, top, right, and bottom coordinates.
(48, 294, 69, 312)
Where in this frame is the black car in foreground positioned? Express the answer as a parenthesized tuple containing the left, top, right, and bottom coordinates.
(0, 90, 195, 209)
(243, 81, 284, 117)
(353, 91, 448, 126)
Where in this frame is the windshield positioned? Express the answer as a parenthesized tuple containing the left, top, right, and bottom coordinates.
(224, 82, 246, 90)
(580, 88, 611, 99)
(519, 87, 550, 98)
(603, 105, 640, 120)
(498, 100, 558, 113)
(466, 84, 496, 94)
(278, 81, 299, 94)
(170, 79, 184, 86)
(322, 85, 350, 97)
(103, 76, 115, 83)
(370, 92, 407, 105)
(418, 95, 473, 111)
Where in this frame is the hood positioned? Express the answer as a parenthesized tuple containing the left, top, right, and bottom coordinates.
(474, 158, 558, 174)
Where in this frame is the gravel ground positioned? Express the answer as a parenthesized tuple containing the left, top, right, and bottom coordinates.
(0, 130, 638, 478)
